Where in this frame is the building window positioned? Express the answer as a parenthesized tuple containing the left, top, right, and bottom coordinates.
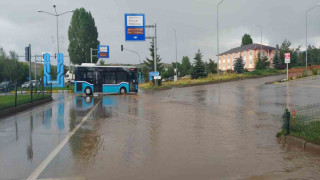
(249, 51, 253, 65)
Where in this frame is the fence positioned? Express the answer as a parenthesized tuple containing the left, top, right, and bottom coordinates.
(0, 82, 52, 111)
(289, 65, 320, 79)
(282, 103, 320, 144)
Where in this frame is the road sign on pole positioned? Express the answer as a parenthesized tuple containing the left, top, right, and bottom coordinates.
(149, 71, 159, 76)
(125, 14, 145, 41)
(285, 53, 290, 63)
(98, 45, 109, 59)
(285, 53, 290, 81)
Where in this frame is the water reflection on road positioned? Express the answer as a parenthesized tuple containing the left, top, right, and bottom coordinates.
(2, 75, 320, 179)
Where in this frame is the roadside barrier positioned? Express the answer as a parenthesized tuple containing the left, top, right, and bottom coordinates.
(0, 82, 53, 111)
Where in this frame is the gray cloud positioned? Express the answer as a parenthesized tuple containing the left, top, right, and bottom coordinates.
(1, 0, 320, 65)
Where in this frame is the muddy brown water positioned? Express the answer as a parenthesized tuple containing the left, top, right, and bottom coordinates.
(1, 75, 320, 179)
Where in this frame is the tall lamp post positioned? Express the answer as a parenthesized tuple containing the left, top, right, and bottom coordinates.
(173, 29, 178, 81)
(306, 3, 320, 68)
(38, 5, 74, 53)
(253, 25, 263, 55)
(217, 0, 225, 80)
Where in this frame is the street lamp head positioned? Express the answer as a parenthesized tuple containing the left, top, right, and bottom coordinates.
(38, 10, 42, 12)
(70, 9, 75, 12)
(53, 5, 56, 8)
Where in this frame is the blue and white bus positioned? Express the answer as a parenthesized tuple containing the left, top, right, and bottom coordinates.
(74, 64, 138, 95)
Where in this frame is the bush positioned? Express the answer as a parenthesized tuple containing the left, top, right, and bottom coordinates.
(312, 68, 318, 75)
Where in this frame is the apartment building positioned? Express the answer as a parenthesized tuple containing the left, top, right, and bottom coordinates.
(218, 43, 276, 71)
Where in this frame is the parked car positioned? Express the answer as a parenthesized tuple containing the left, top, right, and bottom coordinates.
(21, 80, 40, 89)
(0, 81, 15, 92)
(21, 81, 31, 88)
(31, 80, 40, 87)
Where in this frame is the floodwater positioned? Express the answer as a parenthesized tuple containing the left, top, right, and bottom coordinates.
(1, 75, 320, 179)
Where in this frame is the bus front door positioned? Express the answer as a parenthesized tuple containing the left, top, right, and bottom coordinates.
(129, 72, 137, 92)
(94, 71, 102, 93)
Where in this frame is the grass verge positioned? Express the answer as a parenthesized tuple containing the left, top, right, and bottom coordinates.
(140, 69, 285, 90)
(0, 94, 50, 111)
(289, 121, 320, 145)
(17, 86, 74, 92)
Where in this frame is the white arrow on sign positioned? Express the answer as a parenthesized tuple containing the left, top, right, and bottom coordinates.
(133, 36, 138, 39)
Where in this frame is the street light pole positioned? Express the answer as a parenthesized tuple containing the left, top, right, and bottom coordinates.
(173, 29, 178, 81)
(253, 25, 263, 55)
(53, 5, 59, 53)
(217, 0, 225, 80)
(306, 3, 320, 68)
(38, 5, 74, 54)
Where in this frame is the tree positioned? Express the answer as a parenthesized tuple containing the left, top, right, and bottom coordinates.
(191, 50, 207, 79)
(144, 39, 163, 73)
(234, 56, 245, 73)
(68, 8, 100, 65)
(180, 56, 192, 76)
(241, 34, 253, 46)
(141, 65, 149, 82)
(273, 45, 282, 70)
(255, 53, 270, 70)
(171, 62, 181, 77)
(207, 58, 217, 74)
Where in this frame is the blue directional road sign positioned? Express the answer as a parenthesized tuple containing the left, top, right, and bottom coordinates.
(149, 71, 159, 76)
(125, 14, 145, 41)
(98, 45, 109, 58)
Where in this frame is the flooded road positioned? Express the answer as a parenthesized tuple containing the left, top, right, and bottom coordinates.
(1, 75, 320, 179)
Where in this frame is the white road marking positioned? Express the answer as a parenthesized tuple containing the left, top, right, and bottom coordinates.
(26, 99, 101, 180)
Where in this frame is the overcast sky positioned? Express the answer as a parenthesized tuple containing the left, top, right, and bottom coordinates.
(1, 0, 320, 65)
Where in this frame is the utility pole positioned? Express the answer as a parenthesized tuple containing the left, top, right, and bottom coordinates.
(146, 23, 158, 86)
(29, 44, 31, 83)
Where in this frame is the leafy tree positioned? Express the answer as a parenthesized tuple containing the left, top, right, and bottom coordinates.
(140, 65, 149, 82)
(234, 56, 245, 73)
(279, 39, 301, 68)
(68, 8, 100, 64)
(100, 60, 105, 66)
(255, 53, 270, 70)
(191, 50, 207, 79)
(171, 62, 181, 77)
(144, 39, 163, 73)
(180, 56, 192, 76)
(273, 45, 282, 70)
(162, 66, 175, 79)
(241, 34, 253, 46)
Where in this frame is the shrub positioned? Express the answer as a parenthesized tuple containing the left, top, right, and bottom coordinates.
(312, 68, 318, 75)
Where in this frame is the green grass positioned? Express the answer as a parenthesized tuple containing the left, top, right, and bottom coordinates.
(0, 94, 51, 111)
(140, 69, 285, 90)
(290, 121, 320, 145)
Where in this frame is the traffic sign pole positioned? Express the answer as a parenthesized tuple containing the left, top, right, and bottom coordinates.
(285, 53, 290, 81)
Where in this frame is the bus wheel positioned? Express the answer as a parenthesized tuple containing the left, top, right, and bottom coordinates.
(85, 87, 92, 96)
(120, 87, 127, 94)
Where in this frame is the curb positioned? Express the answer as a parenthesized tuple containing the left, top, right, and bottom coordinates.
(280, 135, 320, 155)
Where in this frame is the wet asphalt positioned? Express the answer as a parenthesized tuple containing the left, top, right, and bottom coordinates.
(1, 75, 320, 180)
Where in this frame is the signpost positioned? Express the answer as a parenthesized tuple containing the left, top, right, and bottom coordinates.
(98, 45, 109, 59)
(125, 14, 145, 41)
(285, 53, 290, 80)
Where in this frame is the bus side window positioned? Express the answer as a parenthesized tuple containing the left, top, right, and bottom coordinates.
(104, 72, 116, 84)
(117, 72, 127, 84)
